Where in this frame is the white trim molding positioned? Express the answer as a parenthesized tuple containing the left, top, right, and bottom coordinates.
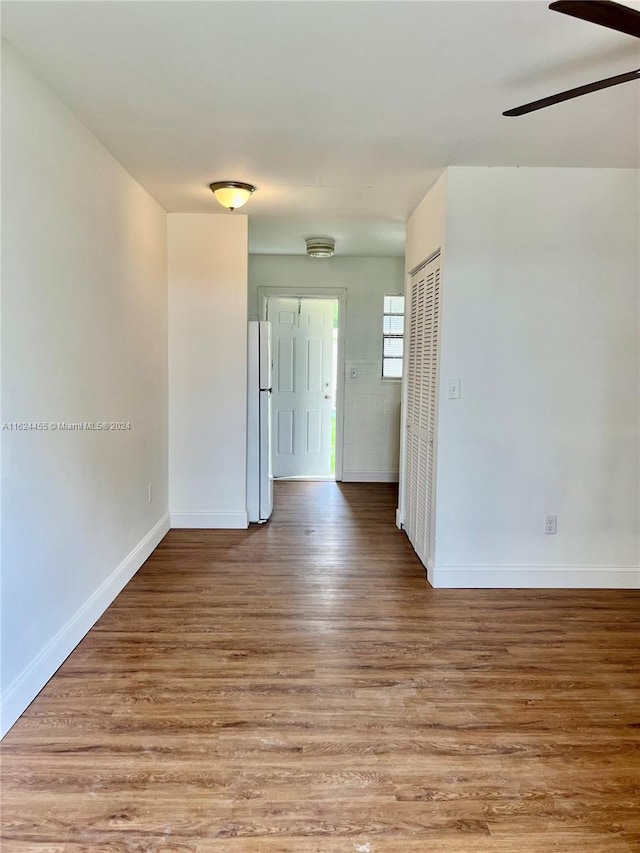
(170, 511, 248, 529)
(426, 558, 436, 587)
(342, 471, 399, 483)
(429, 564, 640, 589)
(1, 513, 170, 739)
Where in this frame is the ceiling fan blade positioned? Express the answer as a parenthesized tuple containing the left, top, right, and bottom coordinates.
(503, 67, 640, 115)
(549, 0, 640, 38)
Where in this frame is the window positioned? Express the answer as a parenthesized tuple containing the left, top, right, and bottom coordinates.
(382, 294, 405, 379)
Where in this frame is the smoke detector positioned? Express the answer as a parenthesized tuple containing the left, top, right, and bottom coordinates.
(306, 237, 335, 258)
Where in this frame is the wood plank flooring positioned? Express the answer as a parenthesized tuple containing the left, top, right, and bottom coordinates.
(1, 481, 639, 852)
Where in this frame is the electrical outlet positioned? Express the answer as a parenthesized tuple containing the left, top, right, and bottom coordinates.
(148, 483, 153, 504)
(544, 514, 557, 535)
(350, 366, 358, 380)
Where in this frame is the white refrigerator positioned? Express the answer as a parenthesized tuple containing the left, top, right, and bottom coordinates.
(247, 320, 273, 523)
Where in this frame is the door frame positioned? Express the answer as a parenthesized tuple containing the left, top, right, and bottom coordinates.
(257, 286, 347, 482)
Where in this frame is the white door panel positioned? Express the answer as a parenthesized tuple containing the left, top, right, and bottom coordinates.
(276, 335, 295, 392)
(269, 297, 335, 477)
(276, 409, 294, 455)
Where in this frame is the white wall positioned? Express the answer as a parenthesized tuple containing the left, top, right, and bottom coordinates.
(169, 214, 249, 527)
(1, 45, 169, 735)
(248, 255, 405, 481)
(406, 166, 639, 588)
(405, 171, 448, 274)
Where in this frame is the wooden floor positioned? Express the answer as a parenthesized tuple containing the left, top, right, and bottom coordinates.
(2, 482, 639, 852)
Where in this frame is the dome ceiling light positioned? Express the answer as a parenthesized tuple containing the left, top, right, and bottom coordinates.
(209, 181, 256, 211)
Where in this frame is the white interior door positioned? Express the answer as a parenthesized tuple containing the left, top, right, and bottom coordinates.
(403, 255, 441, 568)
(269, 297, 335, 477)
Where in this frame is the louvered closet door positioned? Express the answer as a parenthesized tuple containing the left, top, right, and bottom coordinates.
(404, 270, 424, 552)
(403, 254, 441, 569)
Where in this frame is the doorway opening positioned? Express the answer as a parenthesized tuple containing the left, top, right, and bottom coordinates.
(266, 295, 340, 480)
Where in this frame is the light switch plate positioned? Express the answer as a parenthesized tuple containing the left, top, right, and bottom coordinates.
(447, 379, 461, 399)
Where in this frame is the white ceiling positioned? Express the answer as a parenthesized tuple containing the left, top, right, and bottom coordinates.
(2, 1, 638, 256)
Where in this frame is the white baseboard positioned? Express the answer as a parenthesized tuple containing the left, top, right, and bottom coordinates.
(341, 471, 399, 483)
(170, 511, 248, 529)
(395, 508, 404, 530)
(430, 563, 640, 589)
(1, 513, 170, 739)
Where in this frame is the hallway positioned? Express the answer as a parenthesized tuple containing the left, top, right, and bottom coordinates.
(1, 482, 639, 851)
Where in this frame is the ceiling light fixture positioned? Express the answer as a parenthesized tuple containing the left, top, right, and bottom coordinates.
(209, 181, 256, 211)
(306, 237, 335, 258)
